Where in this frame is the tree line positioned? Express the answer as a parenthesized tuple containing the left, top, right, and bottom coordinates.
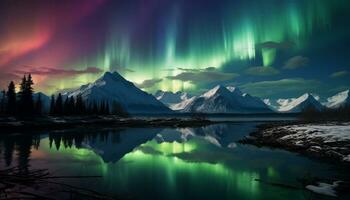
(301, 105, 350, 121)
(49, 93, 128, 117)
(0, 74, 128, 117)
(0, 74, 42, 116)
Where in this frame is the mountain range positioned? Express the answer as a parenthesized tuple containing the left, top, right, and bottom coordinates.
(264, 90, 349, 112)
(36, 72, 349, 114)
(174, 85, 273, 113)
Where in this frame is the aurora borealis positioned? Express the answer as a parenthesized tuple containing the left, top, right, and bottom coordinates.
(0, 0, 349, 98)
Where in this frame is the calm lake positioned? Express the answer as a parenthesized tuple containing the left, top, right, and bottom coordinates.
(0, 121, 349, 200)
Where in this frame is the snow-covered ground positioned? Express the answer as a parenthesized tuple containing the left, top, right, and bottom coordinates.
(281, 123, 350, 143)
(306, 181, 341, 197)
(278, 123, 350, 162)
(243, 122, 350, 163)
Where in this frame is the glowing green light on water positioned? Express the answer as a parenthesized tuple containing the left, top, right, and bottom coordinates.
(144, 140, 197, 155)
(122, 148, 261, 196)
(267, 166, 279, 179)
(34, 137, 267, 198)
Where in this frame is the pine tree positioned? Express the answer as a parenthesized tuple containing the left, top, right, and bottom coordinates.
(35, 94, 43, 115)
(26, 74, 34, 115)
(100, 101, 105, 115)
(75, 95, 85, 115)
(7, 81, 16, 115)
(105, 101, 110, 115)
(0, 90, 6, 115)
(112, 101, 128, 117)
(63, 97, 70, 115)
(55, 93, 63, 115)
(49, 95, 55, 115)
(17, 74, 34, 116)
(18, 75, 27, 115)
(69, 96, 75, 115)
(92, 101, 98, 114)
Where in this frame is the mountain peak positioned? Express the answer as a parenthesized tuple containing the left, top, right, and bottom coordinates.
(278, 93, 323, 112)
(339, 90, 349, 96)
(299, 93, 319, 102)
(300, 93, 311, 99)
(202, 85, 230, 98)
(100, 71, 126, 82)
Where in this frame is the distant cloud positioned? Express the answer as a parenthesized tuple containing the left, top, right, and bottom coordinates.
(15, 66, 103, 77)
(136, 78, 163, 88)
(330, 70, 348, 78)
(177, 67, 200, 72)
(241, 78, 321, 97)
(283, 56, 309, 69)
(166, 67, 239, 83)
(256, 41, 294, 49)
(244, 66, 279, 76)
(162, 68, 176, 71)
(111, 66, 134, 73)
(177, 67, 216, 72)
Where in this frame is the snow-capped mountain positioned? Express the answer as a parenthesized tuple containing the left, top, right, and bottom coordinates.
(63, 72, 171, 114)
(325, 90, 350, 108)
(179, 85, 272, 113)
(278, 93, 324, 112)
(154, 90, 192, 110)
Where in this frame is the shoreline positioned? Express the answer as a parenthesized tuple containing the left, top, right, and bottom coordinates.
(0, 115, 217, 132)
(239, 121, 350, 165)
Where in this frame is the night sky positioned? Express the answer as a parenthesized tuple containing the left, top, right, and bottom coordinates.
(0, 0, 349, 99)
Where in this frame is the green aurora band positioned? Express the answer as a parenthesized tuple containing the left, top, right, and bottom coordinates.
(58, 0, 343, 93)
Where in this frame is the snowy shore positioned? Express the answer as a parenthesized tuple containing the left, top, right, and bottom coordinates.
(240, 122, 350, 163)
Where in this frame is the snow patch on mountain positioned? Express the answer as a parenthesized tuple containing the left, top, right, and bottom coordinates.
(325, 90, 350, 108)
(154, 90, 192, 110)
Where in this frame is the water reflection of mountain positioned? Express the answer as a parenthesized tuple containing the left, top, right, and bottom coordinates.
(47, 128, 162, 163)
(79, 128, 161, 163)
(156, 123, 258, 148)
(0, 128, 162, 167)
(0, 124, 257, 168)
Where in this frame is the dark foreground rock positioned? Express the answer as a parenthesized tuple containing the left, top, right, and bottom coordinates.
(239, 122, 350, 164)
